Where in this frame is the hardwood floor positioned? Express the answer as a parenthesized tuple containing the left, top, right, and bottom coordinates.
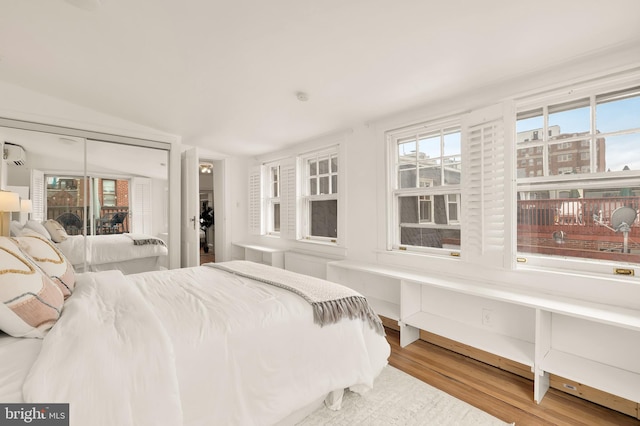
(385, 328, 640, 426)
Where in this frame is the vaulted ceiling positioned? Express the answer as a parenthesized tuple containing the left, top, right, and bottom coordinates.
(1, 0, 639, 156)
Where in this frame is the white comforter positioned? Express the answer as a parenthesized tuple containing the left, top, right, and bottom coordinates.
(56, 234, 168, 266)
(22, 265, 390, 426)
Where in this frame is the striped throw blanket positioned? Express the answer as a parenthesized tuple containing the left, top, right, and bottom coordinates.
(207, 261, 385, 336)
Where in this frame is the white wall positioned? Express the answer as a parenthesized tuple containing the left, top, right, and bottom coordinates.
(234, 59, 640, 313)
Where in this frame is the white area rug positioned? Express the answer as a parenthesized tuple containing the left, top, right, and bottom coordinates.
(297, 365, 513, 425)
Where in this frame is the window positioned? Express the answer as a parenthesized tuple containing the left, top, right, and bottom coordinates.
(516, 84, 640, 265)
(264, 163, 281, 234)
(300, 148, 338, 242)
(102, 179, 116, 207)
(390, 122, 462, 252)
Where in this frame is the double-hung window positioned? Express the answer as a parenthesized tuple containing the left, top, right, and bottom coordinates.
(264, 163, 281, 235)
(389, 121, 462, 252)
(300, 148, 338, 242)
(516, 84, 640, 267)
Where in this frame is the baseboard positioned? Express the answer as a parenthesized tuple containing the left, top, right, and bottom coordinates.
(417, 329, 639, 420)
(379, 315, 400, 332)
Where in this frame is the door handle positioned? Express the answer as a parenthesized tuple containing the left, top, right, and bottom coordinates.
(190, 216, 197, 230)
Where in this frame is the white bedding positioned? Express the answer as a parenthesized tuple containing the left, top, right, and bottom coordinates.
(56, 234, 168, 268)
(21, 265, 390, 426)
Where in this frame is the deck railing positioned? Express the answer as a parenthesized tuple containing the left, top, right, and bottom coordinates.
(46, 206, 129, 235)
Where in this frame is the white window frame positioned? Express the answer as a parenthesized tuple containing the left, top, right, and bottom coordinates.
(299, 146, 339, 244)
(263, 162, 281, 236)
(387, 118, 462, 254)
(516, 76, 640, 275)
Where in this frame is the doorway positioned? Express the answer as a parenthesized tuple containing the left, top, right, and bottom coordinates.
(199, 161, 215, 264)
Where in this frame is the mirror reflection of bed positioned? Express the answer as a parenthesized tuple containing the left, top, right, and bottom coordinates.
(1, 126, 170, 274)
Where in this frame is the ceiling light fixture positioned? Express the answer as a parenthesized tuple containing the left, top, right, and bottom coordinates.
(199, 163, 213, 174)
(296, 92, 309, 102)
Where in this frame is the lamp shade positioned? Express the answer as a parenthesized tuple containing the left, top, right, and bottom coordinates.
(0, 191, 20, 212)
(21, 199, 33, 213)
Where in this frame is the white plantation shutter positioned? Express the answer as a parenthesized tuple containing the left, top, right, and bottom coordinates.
(130, 177, 152, 234)
(248, 167, 262, 235)
(30, 169, 45, 222)
(280, 162, 297, 239)
(462, 102, 515, 268)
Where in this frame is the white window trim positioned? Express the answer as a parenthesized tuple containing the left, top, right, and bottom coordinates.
(263, 162, 281, 236)
(298, 145, 342, 245)
(386, 118, 462, 255)
(515, 74, 640, 275)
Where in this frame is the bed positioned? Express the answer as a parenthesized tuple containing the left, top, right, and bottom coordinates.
(12, 219, 168, 274)
(56, 233, 168, 273)
(0, 234, 390, 426)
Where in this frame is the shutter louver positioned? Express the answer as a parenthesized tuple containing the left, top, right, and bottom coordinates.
(30, 169, 45, 222)
(462, 102, 513, 267)
(248, 168, 262, 235)
(280, 164, 296, 239)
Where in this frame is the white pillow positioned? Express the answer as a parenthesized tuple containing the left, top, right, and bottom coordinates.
(0, 237, 64, 338)
(14, 230, 76, 299)
(43, 220, 68, 243)
(25, 220, 51, 239)
(9, 221, 23, 237)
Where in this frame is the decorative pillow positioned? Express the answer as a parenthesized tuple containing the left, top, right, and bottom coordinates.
(9, 221, 23, 237)
(24, 220, 51, 240)
(43, 220, 68, 243)
(13, 230, 76, 299)
(0, 237, 64, 338)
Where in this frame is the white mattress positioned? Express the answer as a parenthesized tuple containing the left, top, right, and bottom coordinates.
(57, 234, 168, 268)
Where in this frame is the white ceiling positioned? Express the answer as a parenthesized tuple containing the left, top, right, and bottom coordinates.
(1, 0, 640, 157)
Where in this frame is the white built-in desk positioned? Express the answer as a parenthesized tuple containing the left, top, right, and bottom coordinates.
(325, 260, 640, 405)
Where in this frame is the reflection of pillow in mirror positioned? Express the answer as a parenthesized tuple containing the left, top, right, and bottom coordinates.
(43, 220, 68, 243)
(9, 221, 23, 237)
(14, 230, 75, 299)
(25, 220, 51, 240)
(0, 237, 64, 338)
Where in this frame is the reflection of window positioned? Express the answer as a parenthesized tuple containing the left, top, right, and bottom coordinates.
(390, 120, 462, 252)
(301, 148, 338, 241)
(516, 83, 640, 266)
(102, 179, 116, 207)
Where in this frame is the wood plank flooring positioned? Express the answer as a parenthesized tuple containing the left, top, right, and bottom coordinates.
(385, 328, 640, 426)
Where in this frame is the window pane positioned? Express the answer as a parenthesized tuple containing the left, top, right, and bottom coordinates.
(548, 98, 590, 140)
(601, 133, 640, 172)
(273, 203, 280, 232)
(398, 138, 416, 160)
(517, 187, 640, 260)
(418, 133, 440, 160)
(443, 156, 461, 185)
(443, 130, 461, 156)
(331, 175, 337, 194)
(309, 161, 317, 176)
(400, 227, 461, 249)
(331, 156, 338, 173)
(398, 165, 416, 189)
(517, 147, 544, 178)
(596, 87, 640, 133)
(273, 182, 278, 198)
(399, 195, 454, 225)
(418, 160, 440, 187)
(310, 200, 337, 238)
(309, 178, 317, 195)
(319, 176, 329, 194)
(516, 109, 544, 143)
(319, 159, 329, 175)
